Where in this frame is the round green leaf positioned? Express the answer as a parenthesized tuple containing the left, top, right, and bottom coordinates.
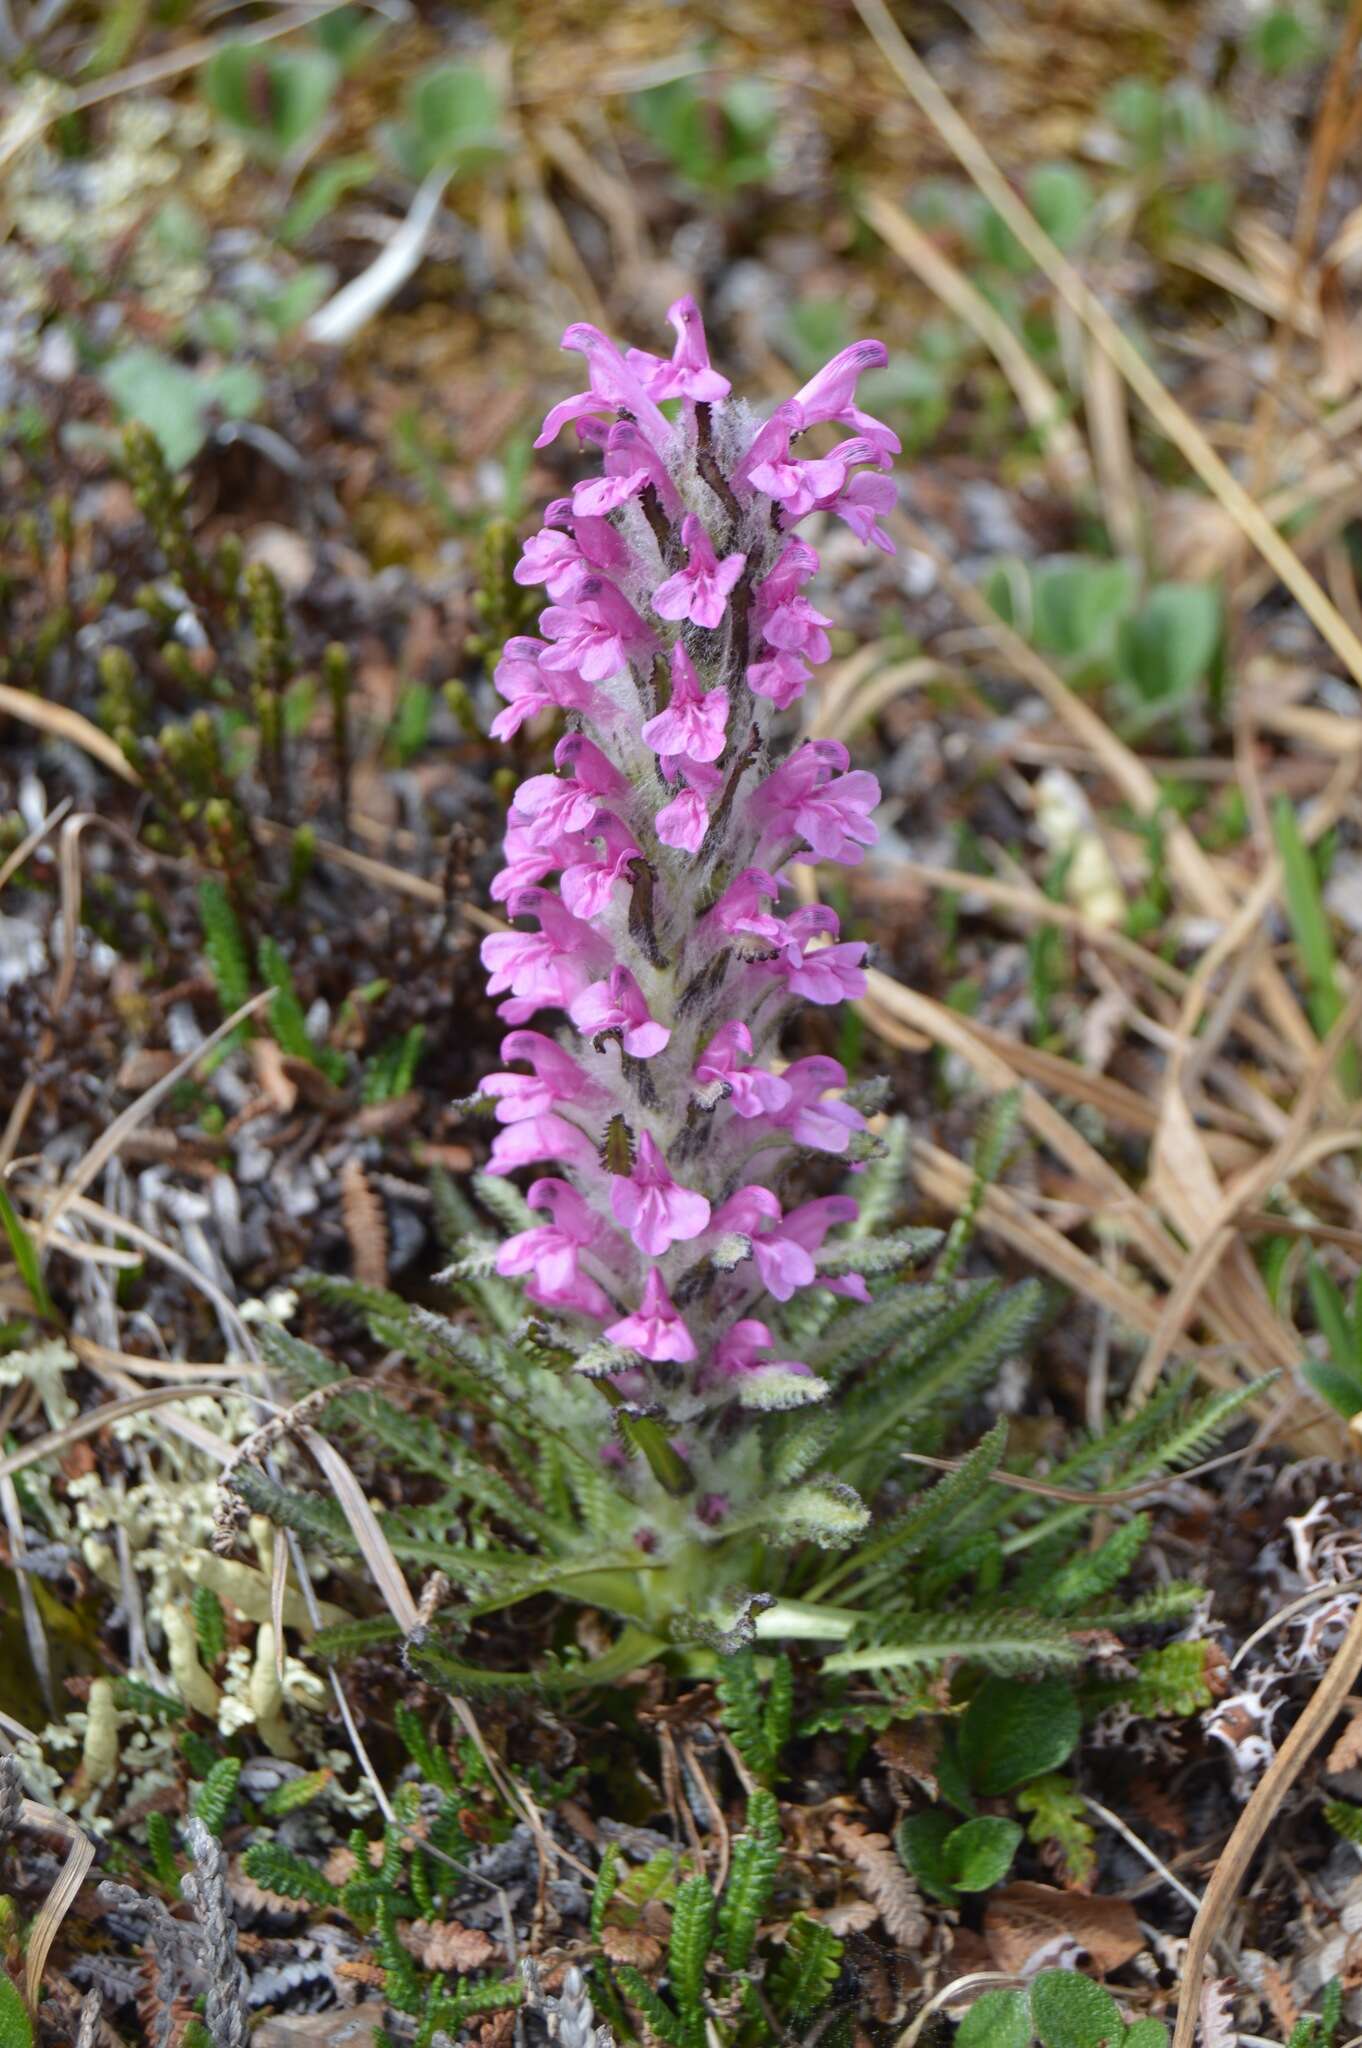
(958, 1991, 1033, 2048)
(1031, 1972, 1123, 2048)
(958, 1677, 1080, 1795)
(944, 1815, 1022, 1893)
(894, 1810, 959, 1907)
(1123, 2023, 1170, 2048)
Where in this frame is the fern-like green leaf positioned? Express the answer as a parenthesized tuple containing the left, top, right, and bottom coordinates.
(191, 1583, 227, 1665)
(145, 1809, 181, 1894)
(591, 1842, 622, 1940)
(613, 1967, 688, 2048)
(191, 1756, 241, 1836)
(718, 1788, 781, 1969)
(769, 1915, 843, 2024)
(667, 1873, 715, 2047)
(827, 1607, 1079, 1678)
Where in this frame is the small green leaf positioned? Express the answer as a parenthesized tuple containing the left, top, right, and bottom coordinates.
(1031, 1972, 1123, 2048)
(201, 44, 336, 161)
(1032, 559, 1136, 663)
(894, 1810, 959, 1906)
(280, 153, 377, 244)
(0, 1976, 33, 2048)
(958, 1676, 1080, 1795)
(0, 1183, 54, 1320)
(1115, 583, 1221, 706)
(958, 1990, 1033, 2048)
(1026, 164, 1093, 248)
(1123, 2024, 1170, 2048)
(945, 1815, 1022, 1892)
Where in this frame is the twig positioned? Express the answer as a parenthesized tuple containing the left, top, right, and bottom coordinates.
(1082, 1796, 1205, 1917)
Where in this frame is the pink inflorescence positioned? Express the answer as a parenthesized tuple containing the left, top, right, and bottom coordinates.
(480, 301, 894, 1439)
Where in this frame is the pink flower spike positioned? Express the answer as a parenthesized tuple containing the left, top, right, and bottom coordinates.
(641, 646, 729, 763)
(694, 1021, 792, 1118)
(571, 467, 649, 517)
(650, 515, 746, 631)
(627, 295, 731, 404)
(761, 592, 833, 664)
(570, 967, 670, 1058)
(606, 1268, 696, 1364)
(611, 1131, 711, 1257)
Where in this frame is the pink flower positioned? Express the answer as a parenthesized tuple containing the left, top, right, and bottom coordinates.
(823, 470, 897, 554)
(712, 1317, 812, 1382)
(483, 1030, 603, 1122)
(490, 814, 592, 900)
(490, 636, 597, 740)
(706, 868, 784, 942)
(765, 908, 869, 1005)
(640, 645, 729, 763)
(761, 592, 833, 664)
(746, 650, 810, 708)
(655, 782, 710, 853)
(606, 1268, 696, 1363)
(570, 967, 670, 1057)
(610, 1131, 711, 1256)
(535, 322, 674, 454)
(693, 1022, 791, 1118)
(540, 580, 654, 684)
(753, 741, 880, 864)
(515, 523, 590, 601)
(626, 295, 731, 404)
(487, 1111, 598, 1176)
(713, 1191, 859, 1302)
(560, 813, 644, 919)
(480, 888, 612, 1023)
(651, 515, 746, 631)
(495, 1178, 614, 1318)
(790, 339, 899, 460)
(772, 1055, 865, 1153)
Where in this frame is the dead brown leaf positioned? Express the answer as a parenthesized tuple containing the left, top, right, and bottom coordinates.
(601, 1925, 663, 1968)
(875, 1723, 940, 1803)
(1326, 1711, 1362, 1773)
(985, 1883, 1143, 1976)
(827, 1815, 927, 1946)
(340, 1156, 389, 1289)
(403, 1920, 497, 1972)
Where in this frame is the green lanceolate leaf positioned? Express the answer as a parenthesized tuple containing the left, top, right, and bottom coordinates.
(957, 1676, 1080, 1794)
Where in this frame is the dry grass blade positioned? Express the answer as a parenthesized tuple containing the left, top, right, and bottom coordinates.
(18, 1798, 96, 2010)
(852, 0, 1362, 690)
(0, 796, 71, 897)
(0, 684, 138, 783)
(862, 190, 1090, 489)
(300, 1425, 418, 1633)
(1172, 1591, 1362, 2048)
(0, 1385, 244, 1484)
